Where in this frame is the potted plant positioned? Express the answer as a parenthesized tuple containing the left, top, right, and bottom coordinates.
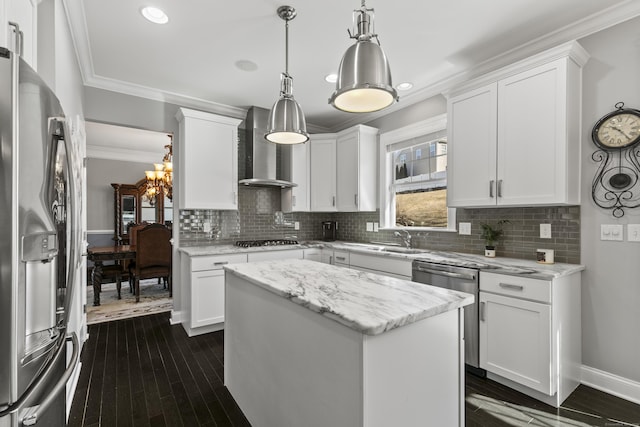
(480, 220, 510, 257)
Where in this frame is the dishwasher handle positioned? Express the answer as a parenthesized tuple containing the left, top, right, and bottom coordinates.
(413, 266, 476, 281)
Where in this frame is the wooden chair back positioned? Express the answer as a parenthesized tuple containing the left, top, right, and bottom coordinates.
(135, 224, 171, 270)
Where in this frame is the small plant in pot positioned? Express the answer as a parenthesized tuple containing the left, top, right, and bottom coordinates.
(480, 220, 510, 257)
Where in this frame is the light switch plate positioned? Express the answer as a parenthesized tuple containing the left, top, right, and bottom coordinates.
(459, 222, 471, 235)
(373, 222, 379, 232)
(366, 222, 374, 232)
(540, 224, 551, 239)
(601, 224, 623, 241)
(628, 224, 640, 242)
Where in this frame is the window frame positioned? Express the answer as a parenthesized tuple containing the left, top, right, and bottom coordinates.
(378, 114, 456, 231)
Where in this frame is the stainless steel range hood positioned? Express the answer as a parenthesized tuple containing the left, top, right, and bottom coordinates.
(239, 107, 297, 188)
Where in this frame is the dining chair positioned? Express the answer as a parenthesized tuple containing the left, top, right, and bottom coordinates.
(131, 223, 172, 302)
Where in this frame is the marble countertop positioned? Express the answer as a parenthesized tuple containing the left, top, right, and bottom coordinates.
(224, 259, 475, 336)
(179, 240, 584, 280)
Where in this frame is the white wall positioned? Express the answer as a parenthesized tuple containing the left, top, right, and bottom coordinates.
(86, 158, 150, 231)
(579, 17, 640, 385)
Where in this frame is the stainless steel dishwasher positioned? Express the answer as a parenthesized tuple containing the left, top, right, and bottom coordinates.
(412, 260, 484, 375)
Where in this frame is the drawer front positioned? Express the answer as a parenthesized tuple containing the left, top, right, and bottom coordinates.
(349, 253, 412, 277)
(333, 250, 350, 265)
(480, 272, 551, 303)
(247, 249, 304, 262)
(191, 253, 248, 272)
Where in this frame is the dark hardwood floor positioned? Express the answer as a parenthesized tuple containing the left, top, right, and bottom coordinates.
(68, 313, 640, 426)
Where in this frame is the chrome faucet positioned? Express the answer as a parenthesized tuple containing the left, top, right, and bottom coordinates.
(394, 230, 412, 248)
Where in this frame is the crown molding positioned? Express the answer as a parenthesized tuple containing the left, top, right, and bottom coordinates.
(64, 0, 640, 132)
(336, 0, 640, 130)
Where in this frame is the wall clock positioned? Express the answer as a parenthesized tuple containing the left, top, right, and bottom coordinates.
(592, 102, 640, 150)
(591, 102, 640, 217)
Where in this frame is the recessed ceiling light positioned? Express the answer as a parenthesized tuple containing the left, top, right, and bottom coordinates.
(325, 73, 338, 83)
(235, 60, 258, 72)
(141, 6, 169, 24)
(397, 82, 413, 91)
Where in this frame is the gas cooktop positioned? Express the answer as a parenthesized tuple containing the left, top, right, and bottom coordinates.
(234, 239, 299, 248)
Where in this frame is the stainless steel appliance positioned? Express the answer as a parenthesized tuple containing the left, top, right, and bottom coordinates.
(239, 106, 297, 188)
(0, 47, 79, 426)
(321, 221, 337, 241)
(412, 260, 484, 375)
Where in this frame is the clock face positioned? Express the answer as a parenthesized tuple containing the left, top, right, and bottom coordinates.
(593, 110, 640, 149)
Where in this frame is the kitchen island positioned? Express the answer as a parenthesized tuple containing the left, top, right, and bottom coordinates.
(223, 259, 474, 427)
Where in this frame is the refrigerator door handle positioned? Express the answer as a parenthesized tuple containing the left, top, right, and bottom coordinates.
(21, 333, 79, 426)
(0, 333, 79, 423)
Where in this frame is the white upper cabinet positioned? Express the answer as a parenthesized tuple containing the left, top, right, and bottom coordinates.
(176, 108, 242, 210)
(336, 125, 378, 212)
(282, 142, 311, 212)
(2, 0, 37, 68)
(310, 133, 337, 212)
(447, 41, 588, 208)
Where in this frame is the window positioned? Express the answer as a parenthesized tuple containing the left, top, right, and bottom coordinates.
(379, 114, 455, 230)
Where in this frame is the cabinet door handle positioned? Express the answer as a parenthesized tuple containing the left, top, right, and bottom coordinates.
(497, 180, 503, 198)
(480, 301, 486, 321)
(354, 194, 358, 207)
(332, 196, 336, 207)
(292, 195, 296, 207)
(336, 256, 346, 261)
(499, 283, 524, 291)
(8, 22, 23, 57)
(233, 191, 237, 205)
(213, 261, 229, 266)
(489, 180, 495, 198)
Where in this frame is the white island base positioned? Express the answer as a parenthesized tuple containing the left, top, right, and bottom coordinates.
(224, 273, 466, 427)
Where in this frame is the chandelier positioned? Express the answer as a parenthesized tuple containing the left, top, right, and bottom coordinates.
(145, 134, 173, 204)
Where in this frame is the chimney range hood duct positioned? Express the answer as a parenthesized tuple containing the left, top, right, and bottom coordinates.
(239, 106, 297, 188)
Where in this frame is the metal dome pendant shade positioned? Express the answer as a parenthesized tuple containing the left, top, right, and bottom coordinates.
(329, 0, 398, 113)
(265, 6, 309, 145)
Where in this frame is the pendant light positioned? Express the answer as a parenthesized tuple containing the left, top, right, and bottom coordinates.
(329, 0, 398, 113)
(265, 6, 309, 145)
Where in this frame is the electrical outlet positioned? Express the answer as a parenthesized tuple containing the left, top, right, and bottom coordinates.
(540, 224, 551, 239)
(627, 224, 640, 242)
(458, 222, 471, 235)
(294, 221, 300, 230)
(601, 224, 623, 241)
(366, 222, 374, 232)
(373, 222, 379, 232)
(203, 222, 211, 233)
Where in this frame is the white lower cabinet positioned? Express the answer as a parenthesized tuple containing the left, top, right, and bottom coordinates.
(247, 249, 304, 262)
(479, 292, 551, 393)
(348, 252, 412, 280)
(479, 271, 581, 407)
(182, 253, 247, 336)
(303, 248, 322, 262)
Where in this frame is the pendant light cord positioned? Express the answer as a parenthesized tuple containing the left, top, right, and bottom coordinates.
(285, 18, 289, 76)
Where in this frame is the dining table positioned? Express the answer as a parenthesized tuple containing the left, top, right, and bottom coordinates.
(87, 245, 136, 306)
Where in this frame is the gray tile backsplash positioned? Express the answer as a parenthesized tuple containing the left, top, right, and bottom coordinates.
(180, 186, 580, 264)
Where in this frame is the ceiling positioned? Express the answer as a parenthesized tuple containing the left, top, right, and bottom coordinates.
(66, 0, 640, 132)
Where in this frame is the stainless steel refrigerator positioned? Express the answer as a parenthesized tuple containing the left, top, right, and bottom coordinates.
(0, 47, 79, 426)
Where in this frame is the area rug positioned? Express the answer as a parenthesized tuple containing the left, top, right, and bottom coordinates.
(86, 279, 172, 325)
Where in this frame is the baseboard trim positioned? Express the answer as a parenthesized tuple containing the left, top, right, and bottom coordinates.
(581, 365, 640, 405)
(170, 310, 183, 325)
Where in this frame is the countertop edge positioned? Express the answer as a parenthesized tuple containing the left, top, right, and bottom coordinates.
(224, 260, 475, 336)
